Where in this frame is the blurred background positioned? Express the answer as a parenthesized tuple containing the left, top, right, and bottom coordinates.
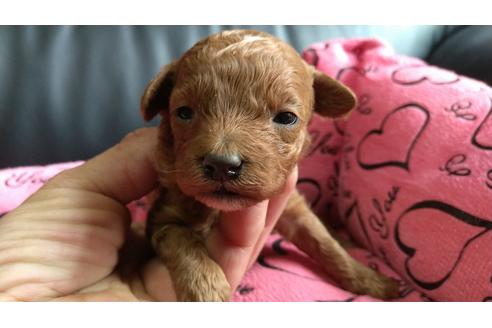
(1, 25, 491, 168)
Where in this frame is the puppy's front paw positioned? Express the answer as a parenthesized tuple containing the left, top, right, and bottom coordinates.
(341, 263, 400, 300)
(174, 258, 231, 302)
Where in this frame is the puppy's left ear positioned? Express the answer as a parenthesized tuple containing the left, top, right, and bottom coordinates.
(140, 61, 178, 121)
(313, 70, 357, 118)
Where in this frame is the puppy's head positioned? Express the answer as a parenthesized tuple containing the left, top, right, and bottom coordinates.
(141, 30, 356, 211)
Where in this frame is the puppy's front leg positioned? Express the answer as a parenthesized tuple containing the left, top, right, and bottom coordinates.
(150, 223, 231, 301)
(276, 190, 399, 299)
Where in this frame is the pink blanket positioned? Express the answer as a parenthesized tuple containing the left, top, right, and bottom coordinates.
(1, 38, 491, 301)
(0, 162, 422, 301)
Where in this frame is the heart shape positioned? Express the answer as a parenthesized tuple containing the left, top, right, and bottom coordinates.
(343, 200, 374, 251)
(296, 178, 322, 208)
(303, 47, 320, 67)
(471, 99, 492, 151)
(356, 103, 430, 171)
(336, 65, 376, 81)
(394, 200, 492, 290)
(391, 65, 460, 85)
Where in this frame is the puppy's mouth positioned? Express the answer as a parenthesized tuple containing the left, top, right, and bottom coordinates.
(213, 185, 240, 197)
(194, 184, 260, 211)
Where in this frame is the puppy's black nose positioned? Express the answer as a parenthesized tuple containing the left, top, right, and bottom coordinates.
(202, 154, 243, 181)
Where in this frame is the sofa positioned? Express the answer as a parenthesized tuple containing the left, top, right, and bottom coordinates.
(1, 25, 491, 168)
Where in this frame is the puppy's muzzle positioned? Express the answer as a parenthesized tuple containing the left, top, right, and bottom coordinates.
(202, 153, 243, 182)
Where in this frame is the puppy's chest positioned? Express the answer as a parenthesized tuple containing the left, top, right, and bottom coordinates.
(148, 187, 219, 238)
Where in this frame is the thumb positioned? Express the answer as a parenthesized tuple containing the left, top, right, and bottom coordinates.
(206, 200, 268, 291)
(206, 166, 299, 290)
(47, 128, 158, 204)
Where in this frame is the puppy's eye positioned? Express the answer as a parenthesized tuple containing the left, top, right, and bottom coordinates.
(176, 106, 193, 121)
(273, 112, 298, 125)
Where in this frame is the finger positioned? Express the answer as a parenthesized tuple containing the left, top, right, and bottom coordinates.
(206, 166, 299, 291)
(206, 200, 268, 291)
(47, 128, 158, 204)
(141, 258, 178, 301)
(247, 166, 298, 268)
(265, 166, 299, 228)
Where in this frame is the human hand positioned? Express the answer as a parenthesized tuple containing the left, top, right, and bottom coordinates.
(0, 128, 297, 301)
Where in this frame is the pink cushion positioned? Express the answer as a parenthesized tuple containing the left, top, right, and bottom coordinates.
(302, 38, 492, 301)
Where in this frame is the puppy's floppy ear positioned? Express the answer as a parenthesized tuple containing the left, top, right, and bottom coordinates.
(140, 61, 178, 121)
(313, 70, 357, 118)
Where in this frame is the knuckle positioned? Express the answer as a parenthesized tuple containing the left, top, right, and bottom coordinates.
(120, 128, 155, 145)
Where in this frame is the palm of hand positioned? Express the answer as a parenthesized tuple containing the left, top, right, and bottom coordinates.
(0, 185, 168, 301)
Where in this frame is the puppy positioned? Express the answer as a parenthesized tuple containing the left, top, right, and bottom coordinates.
(140, 30, 399, 301)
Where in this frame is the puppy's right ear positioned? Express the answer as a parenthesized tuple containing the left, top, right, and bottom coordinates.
(140, 61, 178, 121)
